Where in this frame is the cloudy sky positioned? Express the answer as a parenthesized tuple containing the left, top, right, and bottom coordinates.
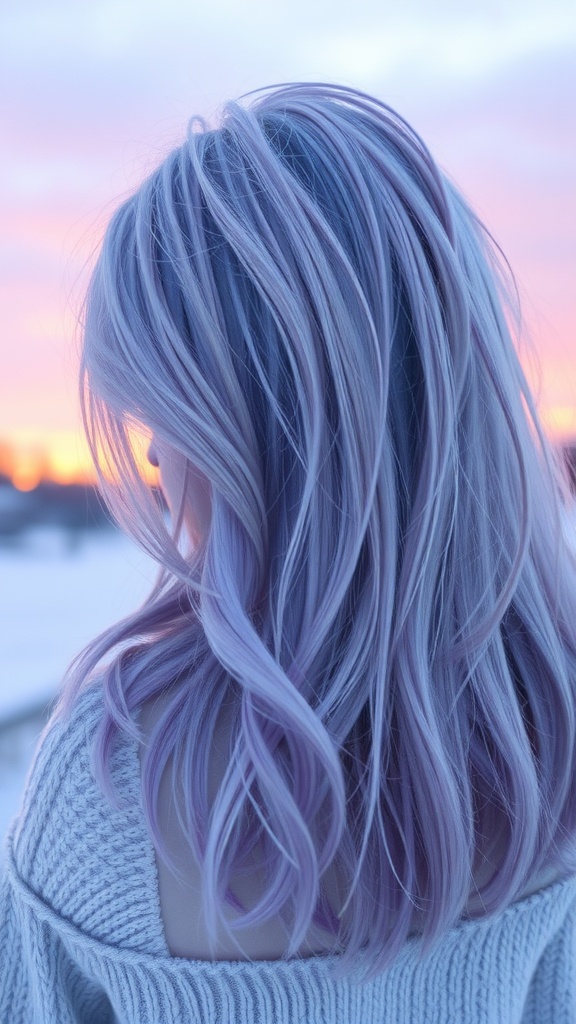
(1, 0, 575, 484)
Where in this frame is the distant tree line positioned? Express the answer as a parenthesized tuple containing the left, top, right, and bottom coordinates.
(0, 477, 113, 539)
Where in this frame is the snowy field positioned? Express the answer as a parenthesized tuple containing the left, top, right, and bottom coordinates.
(0, 527, 158, 837)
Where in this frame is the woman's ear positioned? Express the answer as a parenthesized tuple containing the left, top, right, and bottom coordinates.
(147, 440, 160, 468)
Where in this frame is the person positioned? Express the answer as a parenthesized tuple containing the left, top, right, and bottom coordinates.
(2, 81, 576, 1023)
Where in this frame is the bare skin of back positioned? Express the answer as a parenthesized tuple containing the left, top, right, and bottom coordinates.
(137, 692, 347, 961)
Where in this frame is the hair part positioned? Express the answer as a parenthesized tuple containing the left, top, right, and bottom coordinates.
(57, 82, 576, 981)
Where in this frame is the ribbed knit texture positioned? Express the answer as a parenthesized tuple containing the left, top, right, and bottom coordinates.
(2, 682, 576, 1024)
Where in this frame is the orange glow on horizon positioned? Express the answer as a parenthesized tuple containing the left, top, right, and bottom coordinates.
(0, 432, 95, 489)
(0, 430, 158, 490)
(0, 403, 574, 493)
(12, 466, 44, 492)
(0, 405, 569, 493)
(540, 407, 576, 445)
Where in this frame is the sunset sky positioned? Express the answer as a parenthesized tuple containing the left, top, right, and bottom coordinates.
(1, 0, 575, 488)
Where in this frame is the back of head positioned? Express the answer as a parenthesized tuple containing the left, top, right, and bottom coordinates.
(67, 83, 576, 979)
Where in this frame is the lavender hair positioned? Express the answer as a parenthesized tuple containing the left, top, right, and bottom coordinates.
(56, 82, 576, 980)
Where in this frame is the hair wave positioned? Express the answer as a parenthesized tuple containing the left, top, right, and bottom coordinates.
(57, 82, 576, 981)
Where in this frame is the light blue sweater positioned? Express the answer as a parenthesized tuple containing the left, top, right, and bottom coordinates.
(2, 682, 576, 1023)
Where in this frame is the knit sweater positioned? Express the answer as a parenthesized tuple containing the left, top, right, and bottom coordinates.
(2, 683, 576, 1024)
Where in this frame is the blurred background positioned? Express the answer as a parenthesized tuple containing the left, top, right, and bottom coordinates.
(1, 0, 575, 835)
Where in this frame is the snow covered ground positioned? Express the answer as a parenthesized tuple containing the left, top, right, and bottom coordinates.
(0, 527, 158, 837)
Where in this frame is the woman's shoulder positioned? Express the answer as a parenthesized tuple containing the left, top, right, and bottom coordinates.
(12, 682, 106, 852)
(9, 681, 167, 953)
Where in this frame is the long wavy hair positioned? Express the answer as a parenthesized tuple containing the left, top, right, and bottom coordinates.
(57, 82, 576, 980)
